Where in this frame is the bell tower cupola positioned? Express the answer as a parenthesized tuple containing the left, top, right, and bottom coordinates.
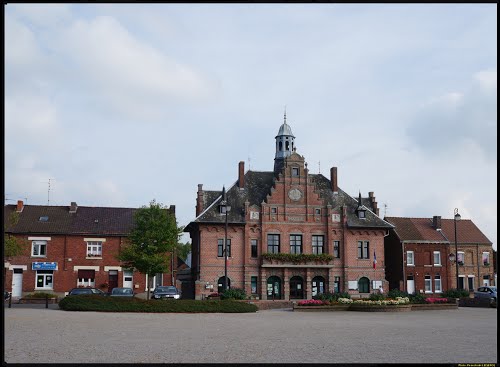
(274, 110, 296, 173)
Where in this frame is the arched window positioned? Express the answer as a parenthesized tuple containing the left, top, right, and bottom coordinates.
(279, 141, 283, 151)
(267, 276, 281, 300)
(358, 277, 370, 293)
(289, 276, 304, 299)
(312, 276, 325, 297)
(217, 276, 231, 293)
(285, 141, 290, 151)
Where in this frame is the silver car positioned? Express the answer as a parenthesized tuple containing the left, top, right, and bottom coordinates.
(474, 286, 497, 305)
(110, 287, 134, 297)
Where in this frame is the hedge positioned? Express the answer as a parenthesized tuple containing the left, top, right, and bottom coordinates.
(58, 295, 258, 313)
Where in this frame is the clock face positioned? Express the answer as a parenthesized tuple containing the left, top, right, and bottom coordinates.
(288, 188, 302, 201)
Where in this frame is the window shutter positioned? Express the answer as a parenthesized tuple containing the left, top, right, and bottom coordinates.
(78, 269, 95, 279)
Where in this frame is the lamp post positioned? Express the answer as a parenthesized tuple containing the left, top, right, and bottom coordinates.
(453, 208, 461, 289)
(220, 186, 231, 292)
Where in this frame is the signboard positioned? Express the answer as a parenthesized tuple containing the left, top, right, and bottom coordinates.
(250, 211, 259, 220)
(332, 214, 341, 222)
(32, 262, 57, 271)
(348, 281, 358, 290)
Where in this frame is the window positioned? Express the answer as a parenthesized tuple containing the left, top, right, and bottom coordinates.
(292, 167, 299, 177)
(267, 234, 280, 254)
(290, 235, 302, 254)
(433, 251, 441, 266)
(333, 241, 340, 258)
(434, 275, 442, 293)
(271, 207, 277, 214)
(358, 211, 366, 219)
(220, 206, 229, 214)
(457, 252, 465, 265)
(315, 208, 321, 215)
(31, 241, 47, 257)
(424, 275, 432, 293)
(39, 216, 49, 222)
(77, 269, 95, 287)
(482, 252, 490, 265)
(251, 239, 258, 258)
(251, 276, 258, 294)
(407, 251, 414, 266)
(357, 241, 369, 259)
(36, 270, 53, 289)
(468, 276, 474, 291)
(217, 239, 231, 257)
(312, 235, 324, 255)
(482, 275, 490, 287)
(86, 241, 102, 257)
(334, 276, 340, 293)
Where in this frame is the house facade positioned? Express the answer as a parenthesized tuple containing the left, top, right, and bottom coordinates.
(4, 201, 177, 298)
(185, 116, 393, 300)
(384, 216, 495, 295)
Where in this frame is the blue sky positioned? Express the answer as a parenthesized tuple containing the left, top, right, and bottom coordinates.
(5, 4, 497, 249)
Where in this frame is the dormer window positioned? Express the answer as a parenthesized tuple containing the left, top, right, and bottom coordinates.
(39, 216, 49, 222)
(358, 210, 366, 219)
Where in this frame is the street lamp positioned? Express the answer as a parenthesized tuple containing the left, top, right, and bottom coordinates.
(453, 208, 461, 289)
(219, 186, 231, 292)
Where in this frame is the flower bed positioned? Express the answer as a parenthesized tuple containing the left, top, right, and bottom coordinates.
(411, 303, 458, 310)
(348, 297, 412, 312)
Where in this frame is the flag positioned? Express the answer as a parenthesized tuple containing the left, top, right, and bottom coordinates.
(373, 250, 377, 269)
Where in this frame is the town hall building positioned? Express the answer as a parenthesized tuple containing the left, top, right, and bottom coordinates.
(185, 115, 394, 300)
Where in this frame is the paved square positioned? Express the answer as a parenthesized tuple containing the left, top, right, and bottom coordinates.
(4, 306, 497, 364)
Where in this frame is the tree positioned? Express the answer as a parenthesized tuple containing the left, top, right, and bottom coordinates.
(176, 241, 191, 262)
(4, 212, 28, 258)
(117, 199, 183, 300)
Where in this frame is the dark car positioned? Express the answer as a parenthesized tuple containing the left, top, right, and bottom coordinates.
(474, 286, 497, 304)
(68, 288, 107, 296)
(110, 287, 134, 297)
(152, 286, 181, 300)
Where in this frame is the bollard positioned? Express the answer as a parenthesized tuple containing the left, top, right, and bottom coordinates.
(46, 295, 48, 309)
(8, 293, 12, 308)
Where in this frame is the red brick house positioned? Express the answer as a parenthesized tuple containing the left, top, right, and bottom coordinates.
(384, 216, 495, 295)
(185, 116, 394, 300)
(4, 201, 177, 298)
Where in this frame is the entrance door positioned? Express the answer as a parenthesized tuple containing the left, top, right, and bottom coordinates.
(289, 276, 304, 299)
(123, 270, 133, 289)
(407, 275, 415, 295)
(267, 276, 281, 300)
(108, 270, 118, 292)
(12, 269, 23, 298)
(312, 276, 325, 297)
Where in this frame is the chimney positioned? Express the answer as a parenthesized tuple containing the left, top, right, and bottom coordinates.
(69, 202, 78, 213)
(238, 161, 245, 189)
(16, 200, 24, 213)
(196, 184, 204, 216)
(433, 216, 442, 230)
(330, 167, 338, 193)
(169, 205, 176, 216)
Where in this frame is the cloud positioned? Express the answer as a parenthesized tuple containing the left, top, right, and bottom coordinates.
(54, 15, 217, 121)
(406, 69, 497, 161)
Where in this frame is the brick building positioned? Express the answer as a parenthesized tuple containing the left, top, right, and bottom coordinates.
(384, 216, 495, 294)
(4, 201, 177, 298)
(185, 116, 393, 300)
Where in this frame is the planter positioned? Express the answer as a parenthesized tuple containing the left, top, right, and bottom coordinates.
(294, 304, 350, 312)
(19, 297, 58, 304)
(411, 303, 458, 310)
(349, 304, 411, 312)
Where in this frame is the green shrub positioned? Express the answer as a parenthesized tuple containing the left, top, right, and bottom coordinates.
(221, 288, 247, 300)
(442, 288, 470, 299)
(409, 293, 426, 304)
(336, 292, 351, 300)
(387, 289, 409, 299)
(24, 292, 57, 299)
(313, 292, 351, 302)
(369, 292, 386, 301)
(58, 295, 258, 313)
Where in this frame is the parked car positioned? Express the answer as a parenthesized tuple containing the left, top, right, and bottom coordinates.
(474, 286, 497, 304)
(68, 288, 107, 296)
(152, 286, 181, 300)
(110, 287, 135, 297)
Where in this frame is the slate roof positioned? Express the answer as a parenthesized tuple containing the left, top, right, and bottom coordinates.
(4, 204, 175, 236)
(385, 217, 492, 245)
(187, 171, 392, 229)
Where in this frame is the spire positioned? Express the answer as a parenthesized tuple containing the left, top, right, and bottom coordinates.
(284, 105, 287, 125)
(359, 191, 362, 205)
(222, 186, 226, 202)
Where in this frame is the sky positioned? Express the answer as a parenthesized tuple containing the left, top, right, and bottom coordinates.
(4, 4, 497, 250)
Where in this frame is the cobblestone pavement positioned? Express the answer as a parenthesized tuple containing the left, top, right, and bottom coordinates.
(4, 307, 497, 364)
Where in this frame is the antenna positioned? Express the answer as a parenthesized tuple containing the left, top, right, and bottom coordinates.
(384, 203, 388, 217)
(248, 157, 251, 171)
(46, 178, 54, 205)
(318, 161, 321, 174)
